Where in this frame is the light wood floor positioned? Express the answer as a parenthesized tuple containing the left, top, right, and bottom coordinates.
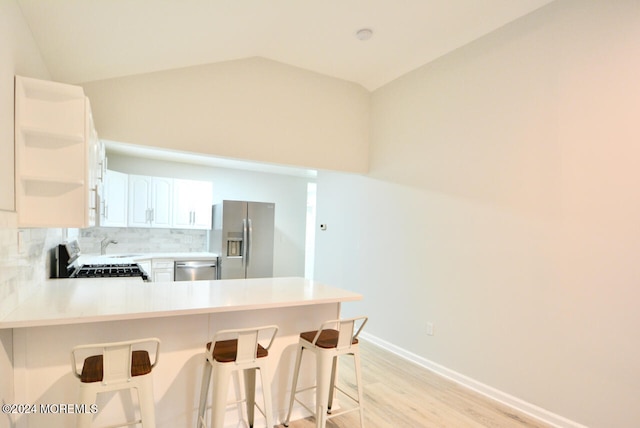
(278, 340, 552, 428)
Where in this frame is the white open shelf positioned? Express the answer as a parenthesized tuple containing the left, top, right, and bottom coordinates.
(15, 75, 102, 228)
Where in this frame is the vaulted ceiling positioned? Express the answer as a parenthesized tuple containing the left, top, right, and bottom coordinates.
(16, 0, 554, 91)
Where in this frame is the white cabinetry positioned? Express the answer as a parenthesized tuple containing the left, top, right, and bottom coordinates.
(151, 259, 174, 282)
(128, 175, 173, 228)
(102, 170, 128, 227)
(172, 179, 213, 229)
(86, 102, 105, 226)
(14, 76, 104, 228)
(133, 257, 174, 283)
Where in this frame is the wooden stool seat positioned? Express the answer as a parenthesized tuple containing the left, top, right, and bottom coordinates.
(206, 340, 268, 363)
(300, 330, 359, 349)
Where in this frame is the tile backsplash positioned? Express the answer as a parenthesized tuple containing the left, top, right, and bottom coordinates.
(0, 225, 63, 319)
(76, 227, 208, 254)
(0, 223, 207, 319)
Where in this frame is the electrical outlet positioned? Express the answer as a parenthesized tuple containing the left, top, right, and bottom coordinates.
(426, 322, 434, 336)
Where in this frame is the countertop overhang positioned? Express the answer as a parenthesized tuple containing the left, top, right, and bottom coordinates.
(0, 277, 362, 329)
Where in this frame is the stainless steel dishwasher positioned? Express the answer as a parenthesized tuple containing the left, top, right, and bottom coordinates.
(174, 259, 218, 281)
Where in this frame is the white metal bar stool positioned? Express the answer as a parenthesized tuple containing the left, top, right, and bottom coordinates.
(283, 316, 368, 428)
(70, 337, 161, 428)
(197, 325, 278, 428)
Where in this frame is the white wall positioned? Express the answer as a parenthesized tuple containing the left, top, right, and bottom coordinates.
(4, 1, 638, 426)
(0, 1, 56, 305)
(0, 1, 55, 426)
(108, 154, 310, 277)
(81, 58, 371, 173)
(0, 0, 49, 212)
(315, 1, 640, 427)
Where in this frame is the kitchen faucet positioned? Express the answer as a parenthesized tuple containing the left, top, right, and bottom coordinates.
(100, 237, 118, 255)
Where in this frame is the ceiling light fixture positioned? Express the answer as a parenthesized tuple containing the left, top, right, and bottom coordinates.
(355, 28, 373, 41)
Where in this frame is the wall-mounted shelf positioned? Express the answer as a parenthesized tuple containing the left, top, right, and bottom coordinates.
(20, 127, 84, 148)
(15, 75, 104, 228)
(21, 178, 84, 196)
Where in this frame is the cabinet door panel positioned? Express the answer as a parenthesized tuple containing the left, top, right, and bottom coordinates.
(172, 179, 193, 228)
(152, 177, 173, 228)
(153, 270, 174, 282)
(191, 181, 212, 229)
(103, 170, 128, 227)
(128, 175, 151, 227)
(172, 179, 212, 229)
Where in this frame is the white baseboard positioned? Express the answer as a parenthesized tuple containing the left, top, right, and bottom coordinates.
(360, 332, 587, 428)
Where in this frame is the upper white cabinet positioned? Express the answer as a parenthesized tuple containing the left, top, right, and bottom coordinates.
(128, 175, 173, 228)
(108, 173, 212, 229)
(172, 179, 212, 229)
(102, 169, 128, 227)
(14, 76, 105, 228)
(86, 99, 105, 227)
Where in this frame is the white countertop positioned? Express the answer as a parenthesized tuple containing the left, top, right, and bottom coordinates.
(78, 252, 219, 264)
(0, 277, 362, 329)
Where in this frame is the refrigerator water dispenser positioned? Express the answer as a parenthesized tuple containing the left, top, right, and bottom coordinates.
(227, 238, 243, 257)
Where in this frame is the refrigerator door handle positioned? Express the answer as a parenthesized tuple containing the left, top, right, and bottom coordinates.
(247, 218, 253, 268)
(242, 218, 248, 268)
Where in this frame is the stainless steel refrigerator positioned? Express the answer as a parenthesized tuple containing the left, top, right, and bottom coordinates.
(210, 200, 275, 279)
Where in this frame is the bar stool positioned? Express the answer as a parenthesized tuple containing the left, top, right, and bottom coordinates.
(197, 325, 278, 428)
(283, 316, 368, 428)
(70, 337, 161, 428)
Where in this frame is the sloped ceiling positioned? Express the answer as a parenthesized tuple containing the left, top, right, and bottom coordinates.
(17, 0, 555, 91)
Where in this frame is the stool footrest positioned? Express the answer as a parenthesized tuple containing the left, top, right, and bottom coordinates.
(293, 385, 317, 394)
(200, 398, 267, 415)
(334, 385, 360, 407)
(291, 385, 362, 418)
(292, 397, 317, 418)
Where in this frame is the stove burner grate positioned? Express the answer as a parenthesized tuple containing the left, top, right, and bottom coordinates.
(72, 263, 148, 280)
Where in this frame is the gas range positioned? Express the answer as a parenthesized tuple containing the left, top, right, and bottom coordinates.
(53, 241, 149, 281)
(72, 263, 148, 280)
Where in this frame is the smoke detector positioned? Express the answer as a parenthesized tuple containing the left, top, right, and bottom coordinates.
(355, 28, 373, 41)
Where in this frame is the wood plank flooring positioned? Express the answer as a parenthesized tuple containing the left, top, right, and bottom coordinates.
(277, 340, 552, 428)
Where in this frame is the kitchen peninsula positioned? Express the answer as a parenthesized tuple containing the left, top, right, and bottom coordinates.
(1, 277, 362, 428)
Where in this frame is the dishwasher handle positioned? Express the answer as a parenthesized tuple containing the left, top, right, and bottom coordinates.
(175, 262, 217, 268)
